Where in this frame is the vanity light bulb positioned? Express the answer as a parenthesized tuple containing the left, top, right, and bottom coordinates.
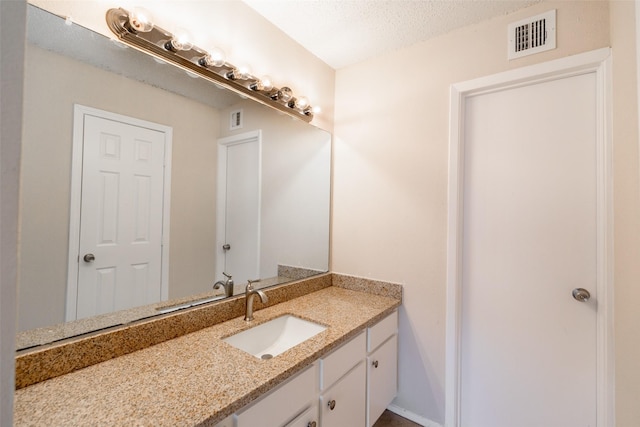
(259, 76, 274, 91)
(251, 75, 274, 91)
(169, 28, 194, 51)
(279, 87, 293, 103)
(237, 65, 251, 80)
(128, 7, 154, 32)
(295, 96, 309, 110)
(205, 47, 226, 67)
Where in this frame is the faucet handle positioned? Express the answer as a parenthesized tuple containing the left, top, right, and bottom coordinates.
(246, 279, 261, 291)
(222, 272, 232, 279)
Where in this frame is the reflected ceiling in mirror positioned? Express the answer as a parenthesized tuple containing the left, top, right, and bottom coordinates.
(17, 5, 331, 351)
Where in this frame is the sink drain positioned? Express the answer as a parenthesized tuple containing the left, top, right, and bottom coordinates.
(261, 354, 273, 360)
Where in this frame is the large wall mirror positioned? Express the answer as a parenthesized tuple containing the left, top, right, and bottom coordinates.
(17, 5, 331, 351)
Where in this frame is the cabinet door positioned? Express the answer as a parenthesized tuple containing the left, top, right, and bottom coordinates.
(367, 335, 398, 427)
(320, 361, 366, 427)
(236, 364, 317, 427)
(286, 403, 319, 427)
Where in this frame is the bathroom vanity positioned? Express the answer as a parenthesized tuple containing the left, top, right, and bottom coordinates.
(14, 280, 401, 426)
(219, 310, 398, 427)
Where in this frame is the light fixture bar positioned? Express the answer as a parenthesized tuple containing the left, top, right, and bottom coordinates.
(106, 8, 313, 122)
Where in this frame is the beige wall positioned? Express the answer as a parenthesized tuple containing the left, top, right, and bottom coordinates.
(333, 1, 618, 423)
(19, 45, 220, 331)
(27, 0, 336, 133)
(610, 1, 640, 425)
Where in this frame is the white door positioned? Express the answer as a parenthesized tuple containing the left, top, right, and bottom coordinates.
(68, 107, 171, 320)
(216, 131, 261, 289)
(447, 50, 613, 427)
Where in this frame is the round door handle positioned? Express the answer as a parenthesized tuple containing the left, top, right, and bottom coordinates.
(372, 360, 379, 368)
(572, 288, 591, 302)
(307, 422, 317, 427)
(83, 253, 95, 262)
(222, 244, 231, 251)
(327, 399, 336, 410)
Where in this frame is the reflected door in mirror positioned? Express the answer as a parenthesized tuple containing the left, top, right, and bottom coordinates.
(218, 132, 261, 288)
(70, 108, 171, 321)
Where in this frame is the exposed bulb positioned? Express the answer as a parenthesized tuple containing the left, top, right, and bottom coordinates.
(227, 65, 251, 80)
(167, 28, 194, 51)
(236, 65, 251, 79)
(250, 75, 274, 91)
(295, 96, 309, 110)
(128, 7, 153, 32)
(199, 47, 226, 67)
(279, 87, 293, 103)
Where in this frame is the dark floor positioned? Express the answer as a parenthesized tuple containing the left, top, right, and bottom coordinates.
(373, 410, 422, 427)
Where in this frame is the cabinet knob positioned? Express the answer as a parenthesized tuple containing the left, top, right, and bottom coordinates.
(327, 399, 336, 410)
(372, 360, 379, 368)
(307, 422, 317, 427)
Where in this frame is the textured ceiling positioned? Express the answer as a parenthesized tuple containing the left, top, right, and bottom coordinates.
(242, 0, 540, 69)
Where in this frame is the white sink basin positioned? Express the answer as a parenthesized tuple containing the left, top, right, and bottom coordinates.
(223, 315, 326, 359)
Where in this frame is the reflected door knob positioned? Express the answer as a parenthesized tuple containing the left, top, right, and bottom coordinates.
(327, 399, 336, 410)
(222, 244, 231, 251)
(83, 253, 95, 262)
(572, 288, 591, 302)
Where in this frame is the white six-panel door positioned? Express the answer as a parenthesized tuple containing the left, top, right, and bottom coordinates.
(68, 106, 171, 321)
(446, 49, 614, 427)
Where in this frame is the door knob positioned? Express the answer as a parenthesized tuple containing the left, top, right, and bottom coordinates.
(222, 244, 231, 251)
(83, 253, 95, 262)
(572, 288, 591, 302)
(327, 399, 336, 410)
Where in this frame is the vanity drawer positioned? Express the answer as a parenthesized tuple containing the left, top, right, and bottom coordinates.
(320, 331, 365, 390)
(367, 311, 398, 353)
(235, 363, 318, 427)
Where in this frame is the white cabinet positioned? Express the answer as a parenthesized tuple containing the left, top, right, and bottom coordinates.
(319, 332, 366, 426)
(235, 363, 318, 427)
(320, 361, 366, 427)
(366, 312, 398, 427)
(367, 334, 398, 426)
(220, 310, 398, 427)
(286, 403, 319, 427)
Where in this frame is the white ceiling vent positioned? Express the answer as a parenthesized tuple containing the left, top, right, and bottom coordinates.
(508, 10, 556, 60)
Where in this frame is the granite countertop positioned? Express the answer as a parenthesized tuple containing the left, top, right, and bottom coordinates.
(14, 286, 400, 426)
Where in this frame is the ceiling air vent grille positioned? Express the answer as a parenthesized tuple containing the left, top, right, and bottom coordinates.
(508, 10, 556, 60)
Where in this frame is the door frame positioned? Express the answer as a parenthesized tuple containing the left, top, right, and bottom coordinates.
(66, 104, 173, 321)
(215, 130, 262, 283)
(445, 48, 614, 427)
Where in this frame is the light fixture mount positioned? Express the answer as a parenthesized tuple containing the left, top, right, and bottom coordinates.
(106, 8, 314, 122)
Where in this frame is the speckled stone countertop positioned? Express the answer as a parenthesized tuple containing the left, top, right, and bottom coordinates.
(14, 286, 400, 426)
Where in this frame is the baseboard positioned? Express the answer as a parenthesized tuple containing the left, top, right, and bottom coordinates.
(387, 404, 443, 427)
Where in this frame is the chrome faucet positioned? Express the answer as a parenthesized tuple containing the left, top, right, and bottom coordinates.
(213, 272, 234, 297)
(244, 279, 268, 321)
